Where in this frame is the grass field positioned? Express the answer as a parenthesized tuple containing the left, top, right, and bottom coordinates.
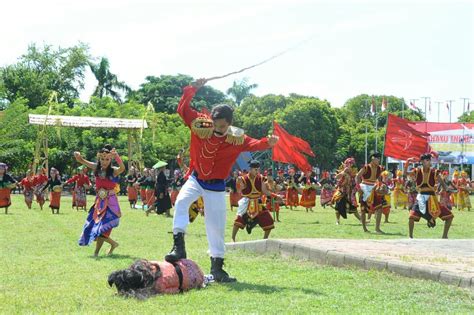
(0, 194, 473, 314)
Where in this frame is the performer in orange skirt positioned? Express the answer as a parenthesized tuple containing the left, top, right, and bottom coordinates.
(20, 170, 36, 209)
(66, 166, 91, 211)
(264, 169, 282, 222)
(126, 167, 138, 209)
(285, 168, 299, 210)
(170, 169, 185, 206)
(299, 170, 317, 212)
(319, 171, 334, 208)
(226, 170, 241, 211)
(144, 169, 156, 214)
(0, 163, 17, 214)
(137, 168, 149, 209)
(41, 167, 63, 214)
(33, 168, 48, 210)
(456, 171, 471, 211)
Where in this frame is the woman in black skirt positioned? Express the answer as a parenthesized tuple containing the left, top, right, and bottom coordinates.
(147, 161, 172, 217)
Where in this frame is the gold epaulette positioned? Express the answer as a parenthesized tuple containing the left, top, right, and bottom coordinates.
(225, 126, 245, 145)
(191, 117, 213, 139)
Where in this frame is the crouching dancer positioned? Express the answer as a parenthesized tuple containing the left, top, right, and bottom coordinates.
(231, 160, 280, 242)
(404, 154, 454, 239)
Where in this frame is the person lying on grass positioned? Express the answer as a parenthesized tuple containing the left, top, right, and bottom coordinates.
(108, 259, 205, 298)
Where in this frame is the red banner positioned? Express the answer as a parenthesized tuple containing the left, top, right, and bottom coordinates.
(384, 114, 431, 161)
(272, 121, 313, 172)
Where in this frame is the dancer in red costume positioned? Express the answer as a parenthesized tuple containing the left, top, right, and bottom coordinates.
(164, 78, 278, 283)
(66, 166, 91, 211)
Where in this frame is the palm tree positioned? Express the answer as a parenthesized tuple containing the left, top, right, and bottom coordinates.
(89, 57, 131, 103)
(226, 78, 258, 106)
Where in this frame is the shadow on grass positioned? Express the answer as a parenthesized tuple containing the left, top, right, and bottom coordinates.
(299, 221, 321, 225)
(367, 231, 405, 236)
(92, 254, 141, 261)
(221, 281, 323, 296)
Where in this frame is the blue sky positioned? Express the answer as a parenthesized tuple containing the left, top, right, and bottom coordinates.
(1, 0, 472, 122)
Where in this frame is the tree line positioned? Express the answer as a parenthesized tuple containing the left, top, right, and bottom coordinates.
(1, 43, 469, 174)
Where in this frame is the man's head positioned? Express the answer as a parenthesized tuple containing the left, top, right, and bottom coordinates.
(211, 104, 233, 136)
(370, 152, 381, 165)
(249, 160, 260, 176)
(419, 153, 432, 168)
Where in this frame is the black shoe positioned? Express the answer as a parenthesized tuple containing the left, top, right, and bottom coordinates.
(210, 257, 237, 283)
(165, 232, 187, 263)
(246, 219, 258, 234)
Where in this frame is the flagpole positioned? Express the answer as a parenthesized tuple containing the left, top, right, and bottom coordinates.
(461, 98, 470, 115)
(421, 97, 430, 121)
(447, 100, 454, 123)
(435, 101, 441, 122)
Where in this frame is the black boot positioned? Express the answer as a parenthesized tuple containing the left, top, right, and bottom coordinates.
(210, 257, 237, 283)
(165, 232, 187, 263)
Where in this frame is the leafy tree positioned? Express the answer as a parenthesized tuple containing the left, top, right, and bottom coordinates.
(89, 57, 131, 103)
(129, 74, 228, 113)
(275, 97, 340, 170)
(234, 94, 288, 139)
(0, 43, 90, 108)
(226, 78, 258, 106)
(458, 111, 474, 123)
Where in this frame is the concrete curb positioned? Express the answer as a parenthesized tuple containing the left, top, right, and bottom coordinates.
(226, 239, 473, 290)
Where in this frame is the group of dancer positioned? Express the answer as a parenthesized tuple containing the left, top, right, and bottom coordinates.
(0, 165, 51, 214)
(0, 78, 467, 299)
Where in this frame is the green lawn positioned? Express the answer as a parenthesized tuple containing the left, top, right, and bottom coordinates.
(0, 194, 472, 314)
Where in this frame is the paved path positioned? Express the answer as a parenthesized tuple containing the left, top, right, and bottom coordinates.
(226, 238, 474, 290)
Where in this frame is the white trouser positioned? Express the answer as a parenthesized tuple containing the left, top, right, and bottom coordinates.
(237, 197, 249, 216)
(173, 176, 227, 258)
(416, 194, 430, 214)
(360, 183, 375, 202)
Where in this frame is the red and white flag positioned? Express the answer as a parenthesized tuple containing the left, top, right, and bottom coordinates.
(371, 97, 376, 115)
(409, 101, 417, 110)
(382, 97, 388, 111)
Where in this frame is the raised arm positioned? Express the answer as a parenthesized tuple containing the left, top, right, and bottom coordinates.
(74, 152, 97, 170)
(403, 158, 417, 178)
(112, 150, 125, 177)
(177, 79, 207, 126)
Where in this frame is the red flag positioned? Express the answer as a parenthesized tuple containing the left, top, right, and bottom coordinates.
(384, 114, 431, 161)
(273, 122, 315, 157)
(409, 101, 417, 110)
(272, 121, 313, 172)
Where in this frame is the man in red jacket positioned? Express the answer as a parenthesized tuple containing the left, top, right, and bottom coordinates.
(165, 78, 279, 283)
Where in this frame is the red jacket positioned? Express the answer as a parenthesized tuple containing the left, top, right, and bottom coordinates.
(66, 174, 91, 187)
(178, 86, 269, 180)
